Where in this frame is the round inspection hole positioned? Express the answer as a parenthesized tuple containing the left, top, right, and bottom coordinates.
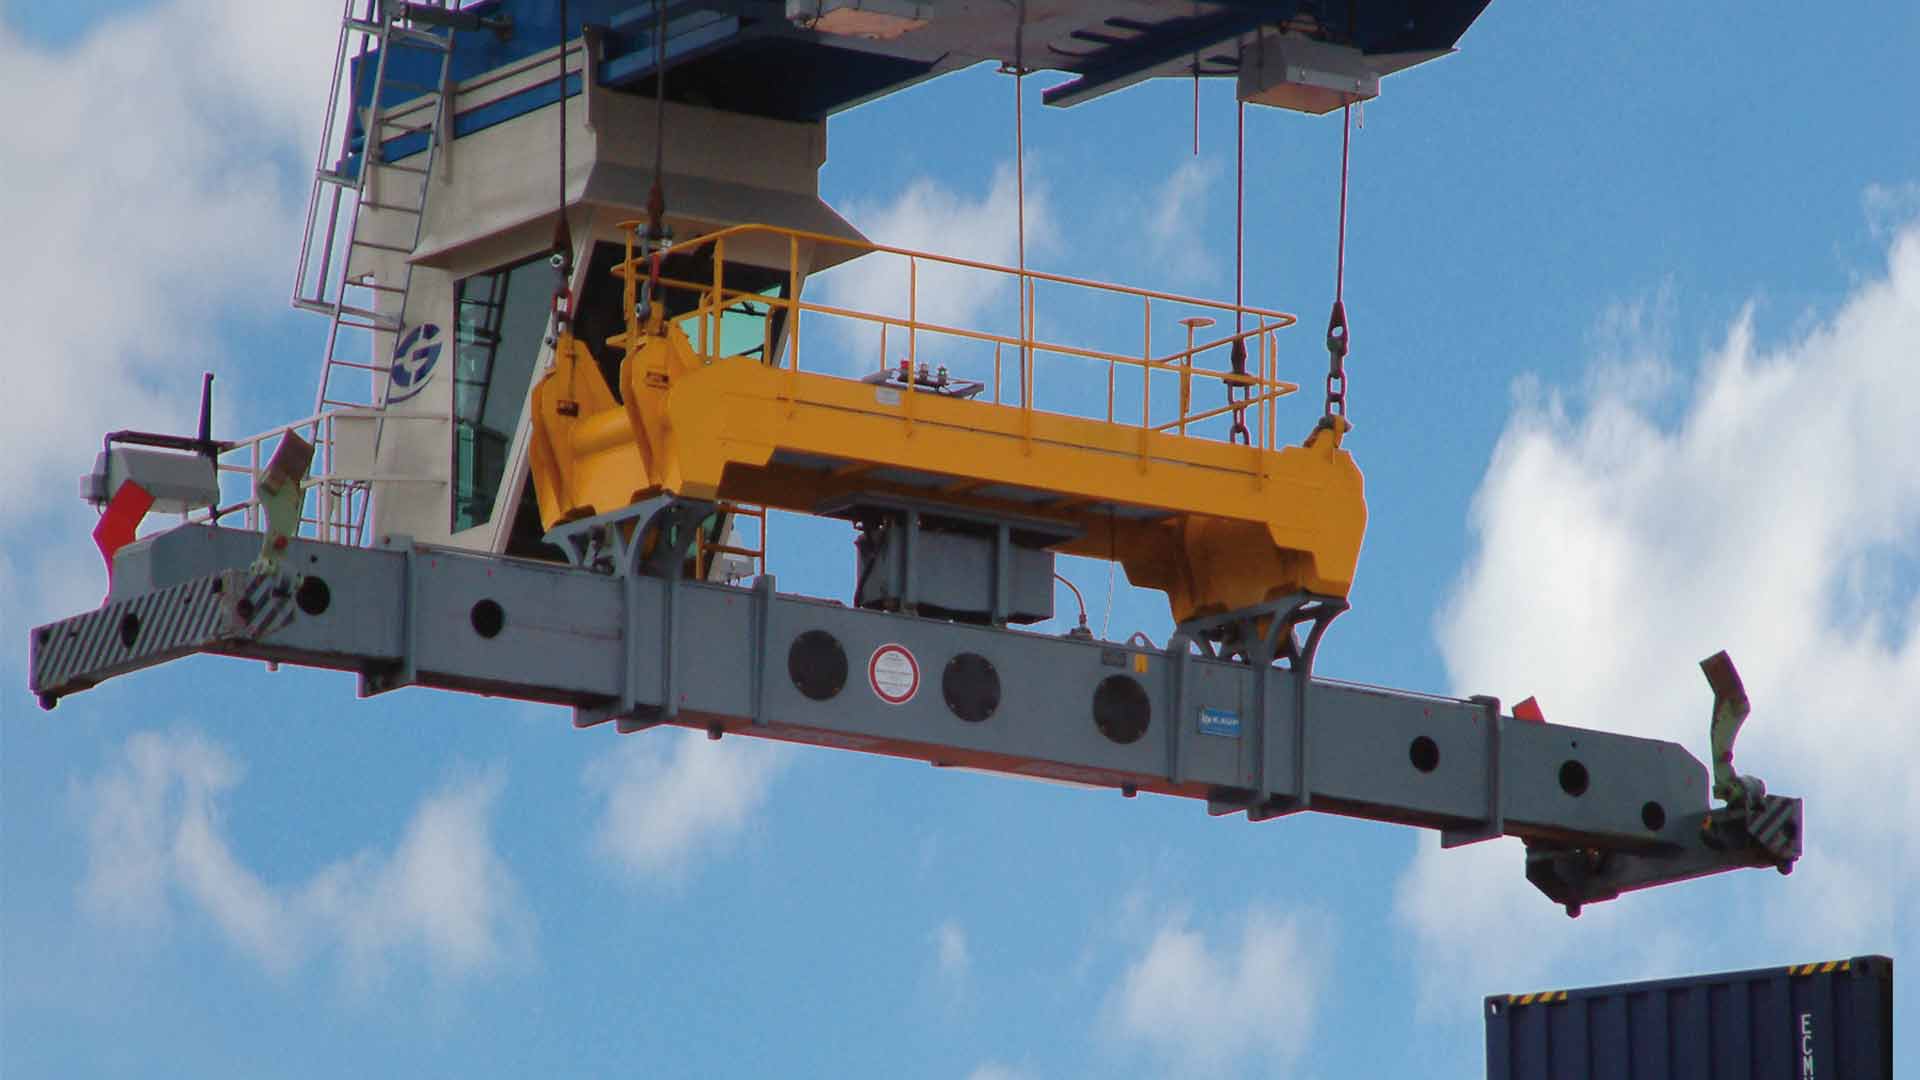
(1409, 735, 1440, 773)
(788, 630, 848, 702)
(942, 652, 1001, 723)
(117, 612, 141, 650)
(1558, 760, 1590, 798)
(295, 576, 331, 617)
(1093, 674, 1151, 745)
(470, 598, 505, 639)
(1641, 800, 1667, 832)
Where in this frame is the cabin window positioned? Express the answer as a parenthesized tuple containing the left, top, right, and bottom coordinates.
(574, 241, 791, 393)
(452, 253, 550, 532)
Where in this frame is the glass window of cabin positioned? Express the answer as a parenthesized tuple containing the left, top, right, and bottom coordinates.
(574, 241, 790, 392)
(452, 254, 550, 532)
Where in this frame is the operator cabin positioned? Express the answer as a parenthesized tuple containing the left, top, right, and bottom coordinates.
(352, 65, 866, 557)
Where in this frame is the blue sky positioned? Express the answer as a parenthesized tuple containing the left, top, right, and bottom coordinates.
(3, 2, 1917, 1077)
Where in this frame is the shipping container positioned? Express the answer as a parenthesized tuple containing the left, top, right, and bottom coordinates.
(1486, 955, 1892, 1080)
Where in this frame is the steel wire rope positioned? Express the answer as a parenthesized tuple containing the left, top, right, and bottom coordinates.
(1013, 0, 1028, 408)
(552, 0, 573, 330)
(1321, 103, 1352, 423)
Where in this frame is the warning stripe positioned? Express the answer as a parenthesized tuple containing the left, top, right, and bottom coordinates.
(31, 572, 281, 695)
(1505, 960, 1851, 1008)
(1788, 960, 1849, 976)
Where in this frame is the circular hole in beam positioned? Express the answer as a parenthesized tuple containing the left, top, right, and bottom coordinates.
(788, 630, 848, 702)
(1093, 674, 1150, 745)
(942, 652, 1000, 723)
(1408, 735, 1440, 773)
(1558, 760, 1590, 798)
(296, 576, 331, 617)
(470, 598, 505, 639)
(1641, 800, 1666, 831)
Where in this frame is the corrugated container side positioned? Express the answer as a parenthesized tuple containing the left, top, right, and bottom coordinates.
(1486, 955, 1892, 1080)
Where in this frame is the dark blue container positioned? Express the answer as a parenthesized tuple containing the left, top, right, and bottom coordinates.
(1486, 955, 1892, 1079)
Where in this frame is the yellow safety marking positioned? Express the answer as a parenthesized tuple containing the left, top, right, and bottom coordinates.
(1506, 991, 1569, 1006)
(1788, 961, 1848, 976)
(1131, 654, 1149, 674)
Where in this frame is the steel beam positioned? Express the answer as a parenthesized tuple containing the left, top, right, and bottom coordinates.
(28, 524, 1800, 912)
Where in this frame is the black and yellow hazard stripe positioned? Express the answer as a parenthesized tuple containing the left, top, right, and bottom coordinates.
(1506, 959, 1850, 1006)
(1788, 960, 1849, 976)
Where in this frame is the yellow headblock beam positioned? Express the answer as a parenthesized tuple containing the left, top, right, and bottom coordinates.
(529, 227, 1367, 624)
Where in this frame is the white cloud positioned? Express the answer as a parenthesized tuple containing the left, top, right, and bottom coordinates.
(1143, 158, 1222, 286)
(933, 918, 971, 985)
(1864, 181, 1920, 239)
(76, 730, 530, 985)
(1398, 219, 1920, 1008)
(0, 2, 334, 632)
(1104, 905, 1331, 1073)
(813, 164, 1055, 378)
(584, 728, 788, 881)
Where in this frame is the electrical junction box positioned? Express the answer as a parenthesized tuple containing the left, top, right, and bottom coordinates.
(81, 447, 219, 515)
(1237, 35, 1381, 114)
(834, 496, 1069, 626)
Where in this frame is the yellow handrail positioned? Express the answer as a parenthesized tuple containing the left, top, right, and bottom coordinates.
(612, 221, 1306, 450)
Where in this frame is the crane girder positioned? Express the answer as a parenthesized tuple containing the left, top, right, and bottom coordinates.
(30, 521, 1801, 914)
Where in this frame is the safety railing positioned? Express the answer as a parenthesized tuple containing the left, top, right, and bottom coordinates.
(610, 223, 1303, 452)
(188, 409, 446, 547)
(696, 501, 768, 583)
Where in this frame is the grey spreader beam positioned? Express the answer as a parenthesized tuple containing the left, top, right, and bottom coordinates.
(28, 524, 1801, 914)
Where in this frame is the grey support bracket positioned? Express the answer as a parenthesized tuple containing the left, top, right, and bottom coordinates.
(1439, 694, 1505, 848)
(27, 525, 1804, 914)
(1176, 593, 1346, 820)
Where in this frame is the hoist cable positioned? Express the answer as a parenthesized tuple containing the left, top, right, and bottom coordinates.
(551, 0, 574, 333)
(1192, 67, 1199, 155)
(1014, 0, 1028, 404)
(1235, 101, 1244, 332)
(643, 0, 671, 308)
(650, 0, 667, 219)
(1336, 103, 1350, 304)
(1226, 99, 1249, 444)
(1322, 104, 1352, 423)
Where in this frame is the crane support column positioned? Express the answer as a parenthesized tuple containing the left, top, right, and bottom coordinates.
(29, 522, 1800, 913)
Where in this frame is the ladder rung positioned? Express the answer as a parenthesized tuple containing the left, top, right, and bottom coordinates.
(359, 199, 424, 215)
(348, 279, 409, 292)
(293, 297, 340, 316)
(343, 18, 450, 50)
(376, 161, 430, 175)
(339, 317, 401, 333)
(352, 238, 415, 254)
(378, 118, 436, 135)
(334, 305, 402, 329)
(388, 26, 454, 51)
(326, 358, 383, 372)
(317, 167, 360, 188)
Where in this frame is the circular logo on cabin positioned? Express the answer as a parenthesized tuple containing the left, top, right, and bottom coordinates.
(386, 322, 443, 403)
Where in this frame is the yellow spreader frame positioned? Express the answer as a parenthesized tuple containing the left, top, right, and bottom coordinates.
(528, 224, 1365, 625)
